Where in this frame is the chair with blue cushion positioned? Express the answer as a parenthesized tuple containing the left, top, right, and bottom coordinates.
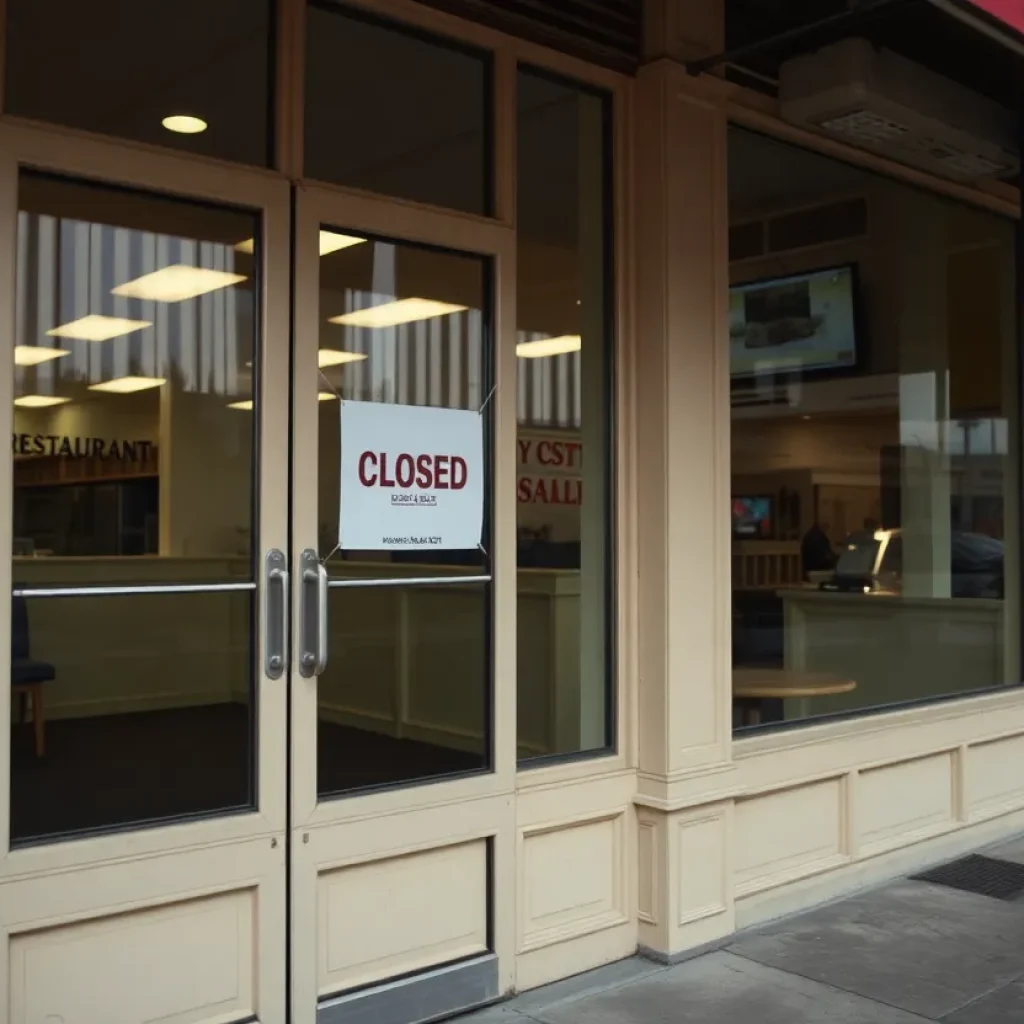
(11, 595, 54, 756)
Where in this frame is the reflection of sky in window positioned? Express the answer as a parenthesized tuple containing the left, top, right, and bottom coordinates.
(16, 211, 247, 397)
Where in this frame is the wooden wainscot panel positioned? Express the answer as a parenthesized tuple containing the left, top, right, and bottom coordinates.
(318, 840, 487, 995)
(676, 811, 729, 925)
(520, 813, 627, 952)
(9, 890, 255, 1024)
(967, 734, 1024, 819)
(637, 819, 657, 925)
(735, 779, 844, 896)
(859, 753, 955, 855)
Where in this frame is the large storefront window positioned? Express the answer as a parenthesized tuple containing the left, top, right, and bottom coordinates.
(729, 127, 1019, 729)
(516, 69, 614, 760)
(3, 0, 273, 166)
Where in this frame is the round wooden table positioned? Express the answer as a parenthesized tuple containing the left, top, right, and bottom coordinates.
(733, 668, 857, 726)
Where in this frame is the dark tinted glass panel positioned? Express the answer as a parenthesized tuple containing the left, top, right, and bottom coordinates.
(516, 69, 614, 760)
(315, 230, 491, 796)
(305, 3, 490, 214)
(11, 591, 253, 841)
(4, 0, 272, 165)
(11, 172, 260, 841)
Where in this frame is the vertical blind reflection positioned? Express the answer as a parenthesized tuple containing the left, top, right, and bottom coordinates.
(16, 212, 248, 398)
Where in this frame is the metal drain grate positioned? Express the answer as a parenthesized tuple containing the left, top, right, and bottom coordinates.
(912, 854, 1024, 901)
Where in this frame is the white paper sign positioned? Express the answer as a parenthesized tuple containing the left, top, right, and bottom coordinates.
(339, 399, 484, 551)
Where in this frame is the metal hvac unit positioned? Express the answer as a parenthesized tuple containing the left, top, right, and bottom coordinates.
(779, 37, 1019, 182)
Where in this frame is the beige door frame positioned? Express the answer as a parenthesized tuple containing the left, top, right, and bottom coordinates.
(0, 117, 292, 1023)
(289, 181, 518, 1019)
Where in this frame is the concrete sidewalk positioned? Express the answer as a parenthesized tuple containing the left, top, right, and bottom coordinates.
(464, 834, 1024, 1024)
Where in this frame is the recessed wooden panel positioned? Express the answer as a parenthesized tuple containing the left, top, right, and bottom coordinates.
(637, 820, 657, 924)
(860, 754, 954, 852)
(520, 814, 626, 951)
(676, 812, 728, 924)
(318, 840, 487, 995)
(9, 890, 255, 1024)
(735, 780, 843, 893)
(968, 735, 1024, 817)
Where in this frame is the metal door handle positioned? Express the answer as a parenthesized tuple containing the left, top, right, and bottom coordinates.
(299, 548, 328, 677)
(264, 549, 288, 679)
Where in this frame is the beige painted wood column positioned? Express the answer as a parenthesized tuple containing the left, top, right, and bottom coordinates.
(631, 3, 740, 958)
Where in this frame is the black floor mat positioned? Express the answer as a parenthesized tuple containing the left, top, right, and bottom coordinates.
(912, 854, 1024, 901)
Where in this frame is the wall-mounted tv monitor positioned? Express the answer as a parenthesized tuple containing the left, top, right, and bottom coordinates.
(732, 496, 773, 539)
(730, 265, 858, 379)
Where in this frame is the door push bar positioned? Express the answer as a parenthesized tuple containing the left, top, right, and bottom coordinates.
(299, 548, 329, 678)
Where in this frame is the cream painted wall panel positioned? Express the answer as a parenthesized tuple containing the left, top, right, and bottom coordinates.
(9, 891, 254, 1024)
(317, 840, 487, 995)
(676, 812, 728, 924)
(735, 779, 845, 894)
(859, 754, 954, 853)
(637, 820, 657, 924)
(967, 735, 1024, 818)
(520, 813, 627, 951)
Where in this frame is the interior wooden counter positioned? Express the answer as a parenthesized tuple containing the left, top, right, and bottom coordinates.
(778, 587, 1010, 718)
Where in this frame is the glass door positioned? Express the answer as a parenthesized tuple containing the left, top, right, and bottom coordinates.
(288, 185, 517, 1022)
(0, 121, 292, 1023)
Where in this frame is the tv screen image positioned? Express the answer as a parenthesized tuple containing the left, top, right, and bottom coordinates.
(729, 265, 857, 378)
(732, 496, 773, 538)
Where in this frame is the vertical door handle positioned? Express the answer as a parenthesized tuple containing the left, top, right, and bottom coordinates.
(264, 549, 288, 679)
(299, 548, 329, 677)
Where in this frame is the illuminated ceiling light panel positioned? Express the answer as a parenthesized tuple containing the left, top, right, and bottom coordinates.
(162, 114, 207, 134)
(329, 298, 467, 329)
(234, 231, 365, 257)
(46, 315, 152, 342)
(318, 349, 367, 368)
(227, 399, 254, 411)
(89, 376, 166, 394)
(14, 346, 70, 366)
(112, 265, 246, 303)
(516, 335, 582, 359)
(319, 231, 366, 256)
(14, 394, 71, 408)
(318, 392, 338, 402)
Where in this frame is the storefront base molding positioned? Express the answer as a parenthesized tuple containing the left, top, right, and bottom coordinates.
(735, 808, 1024, 933)
(635, 763, 741, 812)
(635, 800, 735, 960)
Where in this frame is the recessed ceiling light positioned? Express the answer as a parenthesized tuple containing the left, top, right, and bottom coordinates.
(516, 335, 582, 359)
(318, 392, 338, 402)
(227, 399, 254, 411)
(318, 349, 367, 368)
(319, 231, 366, 256)
(112, 265, 246, 303)
(162, 115, 207, 134)
(14, 395, 71, 408)
(14, 346, 70, 366)
(234, 231, 365, 257)
(46, 314, 152, 342)
(89, 376, 165, 394)
(330, 298, 467, 329)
